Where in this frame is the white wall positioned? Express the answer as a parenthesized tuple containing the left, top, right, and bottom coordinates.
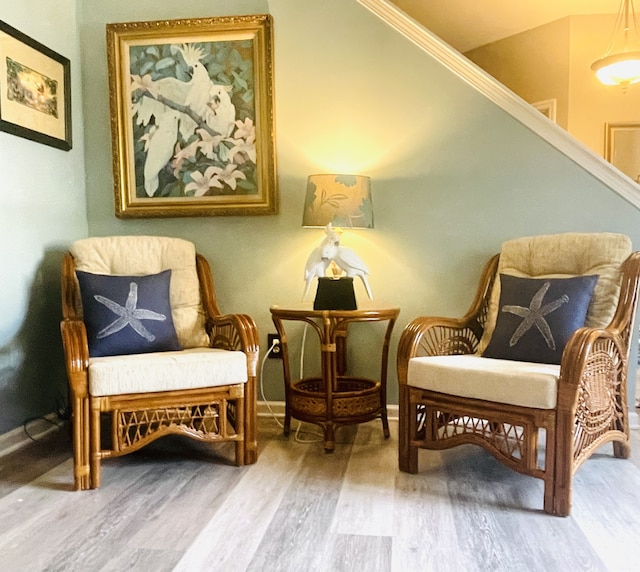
(0, 0, 88, 432)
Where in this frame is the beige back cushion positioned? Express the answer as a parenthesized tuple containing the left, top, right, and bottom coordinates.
(71, 236, 209, 349)
(477, 232, 632, 354)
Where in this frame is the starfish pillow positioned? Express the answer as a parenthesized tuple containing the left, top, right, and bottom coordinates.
(482, 273, 598, 364)
(76, 269, 181, 357)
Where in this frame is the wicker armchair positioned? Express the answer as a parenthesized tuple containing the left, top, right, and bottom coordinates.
(60, 236, 259, 490)
(397, 233, 640, 516)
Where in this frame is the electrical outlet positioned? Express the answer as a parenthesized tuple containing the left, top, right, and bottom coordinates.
(267, 333, 282, 359)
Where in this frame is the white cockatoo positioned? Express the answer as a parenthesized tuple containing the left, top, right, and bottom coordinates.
(206, 84, 236, 137)
(302, 246, 330, 301)
(333, 246, 373, 300)
(143, 110, 180, 196)
(319, 223, 373, 300)
(302, 224, 340, 301)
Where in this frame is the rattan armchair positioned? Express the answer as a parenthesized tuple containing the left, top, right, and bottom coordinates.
(397, 233, 640, 516)
(60, 236, 258, 490)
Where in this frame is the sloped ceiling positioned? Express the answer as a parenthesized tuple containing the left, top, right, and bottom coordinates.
(390, 0, 619, 51)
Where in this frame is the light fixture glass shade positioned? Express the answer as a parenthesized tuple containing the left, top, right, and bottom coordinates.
(302, 174, 373, 228)
(592, 0, 640, 87)
(591, 51, 640, 85)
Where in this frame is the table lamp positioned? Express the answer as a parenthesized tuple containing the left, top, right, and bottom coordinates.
(302, 174, 374, 309)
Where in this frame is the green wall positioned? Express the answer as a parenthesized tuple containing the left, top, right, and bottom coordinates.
(0, 0, 88, 433)
(2, 0, 640, 433)
(79, 0, 640, 405)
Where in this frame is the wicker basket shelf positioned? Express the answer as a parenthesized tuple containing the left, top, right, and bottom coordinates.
(290, 376, 382, 421)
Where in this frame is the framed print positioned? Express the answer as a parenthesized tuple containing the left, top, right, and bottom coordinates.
(605, 122, 640, 183)
(107, 15, 278, 218)
(0, 20, 72, 151)
(532, 99, 557, 123)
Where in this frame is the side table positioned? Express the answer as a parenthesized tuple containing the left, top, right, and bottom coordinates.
(270, 306, 400, 452)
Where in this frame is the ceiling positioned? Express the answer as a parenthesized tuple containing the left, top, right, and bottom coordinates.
(391, 0, 621, 52)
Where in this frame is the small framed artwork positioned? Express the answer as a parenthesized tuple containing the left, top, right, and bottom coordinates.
(0, 20, 72, 151)
(107, 15, 278, 218)
(605, 122, 640, 183)
(532, 99, 557, 123)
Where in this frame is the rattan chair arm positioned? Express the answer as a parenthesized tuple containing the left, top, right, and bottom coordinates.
(206, 313, 260, 377)
(397, 254, 499, 386)
(397, 316, 482, 386)
(558, 251, 640, 412)
(60, 318, 89, 398)
(557, 326, 626, 407)
(399, 316, 482, 357)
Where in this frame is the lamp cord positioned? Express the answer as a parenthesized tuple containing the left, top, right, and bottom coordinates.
(259, 333, 322, 443)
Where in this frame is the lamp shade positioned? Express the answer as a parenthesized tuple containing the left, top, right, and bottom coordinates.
(302, 174, 373, 228)
(591, 51, 640, 85)
(592, 0, 640, 87)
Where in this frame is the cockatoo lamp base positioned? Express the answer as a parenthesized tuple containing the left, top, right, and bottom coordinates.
(302, 223, 372, 310)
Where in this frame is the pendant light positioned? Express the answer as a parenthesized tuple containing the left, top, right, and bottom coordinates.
(591, 0, 640, 89)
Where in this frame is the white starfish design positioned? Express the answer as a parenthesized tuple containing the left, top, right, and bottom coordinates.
(501, 281, 568, 349)
(94, 281, 167, 342)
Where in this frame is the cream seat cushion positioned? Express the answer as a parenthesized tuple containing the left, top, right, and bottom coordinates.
(89, 348, 248, 397)
(477, 232, 632, 354)
(71, 236, 209, 349)
(408, 355, 560, 409)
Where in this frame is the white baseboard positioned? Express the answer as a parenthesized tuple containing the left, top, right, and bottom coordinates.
(629, 409, 639, 430)
(0, 413, 61, 459)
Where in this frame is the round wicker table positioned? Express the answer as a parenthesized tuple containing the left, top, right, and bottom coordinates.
(270, 305, 400, 452)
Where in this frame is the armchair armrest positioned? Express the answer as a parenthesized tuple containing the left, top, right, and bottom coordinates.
(60, 318, 89, 398)
(558, 251, 640, 421)
(397, 254, 499, 385)
(206, 313, 260, 378)
(557, 325, 631, 471)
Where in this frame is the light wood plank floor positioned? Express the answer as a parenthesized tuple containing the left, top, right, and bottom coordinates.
(1, 414, 639, 572)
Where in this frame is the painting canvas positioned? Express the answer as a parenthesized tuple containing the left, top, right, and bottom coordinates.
(107, 15, 277, 217)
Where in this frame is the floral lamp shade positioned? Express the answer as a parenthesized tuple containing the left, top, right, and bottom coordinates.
(302, 174, 373, 228)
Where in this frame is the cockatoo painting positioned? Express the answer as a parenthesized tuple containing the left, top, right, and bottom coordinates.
(128, 40, 257, 201)
(302, 223, 373, 301)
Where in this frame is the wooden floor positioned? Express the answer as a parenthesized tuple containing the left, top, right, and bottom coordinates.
(1, 413, 639, 572)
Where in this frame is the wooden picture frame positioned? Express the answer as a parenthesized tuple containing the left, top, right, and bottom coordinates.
(107, 15, 278, 218)
(605, 122, 640, 184)
(0, 20, 72, 151)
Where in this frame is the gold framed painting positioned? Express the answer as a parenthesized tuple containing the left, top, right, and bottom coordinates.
(106, 15, 278, 218)
(0, 20, 72, 151)
(605, 122, 640, 184)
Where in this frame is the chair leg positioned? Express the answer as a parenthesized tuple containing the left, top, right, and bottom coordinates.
(548, 414, 572, 517)
(90, 401, 102, 489)
(73, 396, 91, 491)
(243, 379, 258, 465)
(613, 440, 631, 459)
(398, 385, 418, 473)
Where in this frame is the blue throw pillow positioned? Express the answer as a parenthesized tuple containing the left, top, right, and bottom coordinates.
(76, 269, 181, 358)
(482, 274, 598, 364)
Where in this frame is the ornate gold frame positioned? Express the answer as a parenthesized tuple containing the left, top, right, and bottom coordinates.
(107, 15, 277, 218)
